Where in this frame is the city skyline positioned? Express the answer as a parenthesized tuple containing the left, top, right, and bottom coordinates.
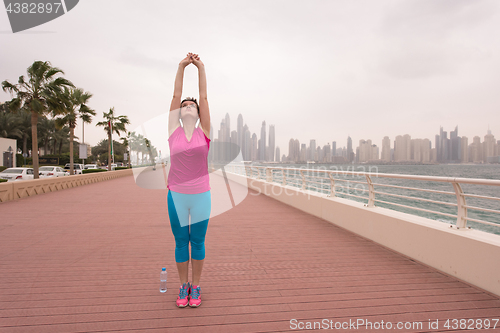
(210, 112, 499, 164)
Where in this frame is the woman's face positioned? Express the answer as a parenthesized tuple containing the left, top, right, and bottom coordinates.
(180, 101, 199, 120)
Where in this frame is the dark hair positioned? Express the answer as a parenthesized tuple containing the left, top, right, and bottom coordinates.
(180, 97, 199, 116)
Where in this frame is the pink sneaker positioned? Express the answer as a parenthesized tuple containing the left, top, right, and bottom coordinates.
(176, 282, 190, 308)
(189, 285, 201, 307)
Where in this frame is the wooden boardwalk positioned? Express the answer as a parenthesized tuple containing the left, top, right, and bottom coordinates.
(1, 173, 499, 332)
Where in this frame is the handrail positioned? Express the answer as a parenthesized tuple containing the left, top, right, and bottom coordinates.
(220, 164, 500, 231)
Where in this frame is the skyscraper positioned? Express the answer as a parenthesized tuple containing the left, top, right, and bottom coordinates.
(381, 136, 391, 161)
(269, 125, 275, 162)
(251, 133, 258, 161)
(347, 136, 353, 162)
(243, 124, 250, 161)
(259, 121, 266, 161)
(450, 126, 461, 162)
(470, 136, 482, 163)
(461, 136, 468, 163)
(309, 139, 316, 161)
(394, 135, 411, 161)
(301, 143, 307, 162)
(237, 114, 243, 148)
(483, 129, 496, 162)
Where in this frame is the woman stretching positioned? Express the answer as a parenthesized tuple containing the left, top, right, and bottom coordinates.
(167, 53, 211, 308)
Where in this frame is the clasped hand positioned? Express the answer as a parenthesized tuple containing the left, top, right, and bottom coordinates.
(180, 52, 203, 68)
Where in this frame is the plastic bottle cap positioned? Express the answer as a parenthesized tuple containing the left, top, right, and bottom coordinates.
(162, 267, 166, 271)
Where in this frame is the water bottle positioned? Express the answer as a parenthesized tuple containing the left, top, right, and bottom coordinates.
(160, 267, 167, 293)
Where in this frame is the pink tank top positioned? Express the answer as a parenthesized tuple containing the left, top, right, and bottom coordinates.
(167, 125, 211, 194)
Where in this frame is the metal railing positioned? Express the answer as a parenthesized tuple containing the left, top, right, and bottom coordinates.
(221, 164, 500, 231)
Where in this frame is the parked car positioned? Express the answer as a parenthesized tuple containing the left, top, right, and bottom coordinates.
(0, 167, 35, 181)
(64, 163, 84, 175)
(115, 162, 124, 167)
(39, 166, 68, 178)
(84, 164, 99, 170)
(99, 164, 116, 170)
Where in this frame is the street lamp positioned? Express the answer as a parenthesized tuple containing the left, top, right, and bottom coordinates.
(7, 146, 13, 168)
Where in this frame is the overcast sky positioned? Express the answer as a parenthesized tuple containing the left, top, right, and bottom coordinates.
(1, 0, 499, 156)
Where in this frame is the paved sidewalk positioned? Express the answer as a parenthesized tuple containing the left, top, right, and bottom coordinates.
(0, 174, 499, 332)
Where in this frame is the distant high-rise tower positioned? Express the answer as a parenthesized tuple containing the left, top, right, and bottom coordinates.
(288, 139, 295, 161)
(395, 135, 411, 161)
(471, 136, 482, 163)
(237, 114, 243, 148)
(332, 141, 336, 157)
(309, 139, 316, 161)
(251, 133, 258, 161)
(461, 136, 468, 163)
(259, 121, 266, 161)
(218, 119, 226, 162)
(483, 129, 496, 162)
(381, 136, 391, 161)
(347, 136, 353, 162)
(225, 113, 230, 135)
(276, 147, 280, 162)
(243, 124, 250, 161)
(450, 126, 461, 162)
(269, 125, 275, 162)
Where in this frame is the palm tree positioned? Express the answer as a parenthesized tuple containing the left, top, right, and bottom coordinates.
(120, 135, 129, 168)
(37, 117, 55, 156)
(127, 131, 141, 165)
(0, 110, 23, 139)
(1, 102, 33, 161)
(2, 61, 73, 178)
(52, 124, 70, 155)
(55, 87, 95, 175)
(96, 107, 129, 171)
(17, 108, 32, 159)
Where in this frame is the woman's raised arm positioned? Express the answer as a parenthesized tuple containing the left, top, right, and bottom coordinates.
(191, 54, 210, 138)
(169, 54, 192, 135)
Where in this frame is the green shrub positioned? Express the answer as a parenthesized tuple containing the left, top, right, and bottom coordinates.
(0, 178, 7, 183)
(115, 166, 129, 170)
(82, 168, 107, 174)
(16, 154, 32, 166)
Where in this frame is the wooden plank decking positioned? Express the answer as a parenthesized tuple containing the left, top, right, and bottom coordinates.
(0, 173, 499, 332)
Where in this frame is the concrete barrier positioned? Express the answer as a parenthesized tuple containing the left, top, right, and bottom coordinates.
(226, 171, 500, 297)
(0, 169, 133, 203)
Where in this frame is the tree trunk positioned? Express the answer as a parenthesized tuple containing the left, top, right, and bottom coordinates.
(31, 111, 39, 179)
(108, 133, 112, 171)
(69, 126, 75, 175)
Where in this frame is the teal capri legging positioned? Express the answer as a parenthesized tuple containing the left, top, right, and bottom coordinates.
(167, 190, 211, 263)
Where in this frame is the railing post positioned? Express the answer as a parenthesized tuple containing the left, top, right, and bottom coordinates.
(328, 172, 336, 197)
(365, 174, 375, 207)
(266, 168, 272, 182)
(452, 182, 468, 229)
(300, 170, 306, 190)
(282, 169, 287, 186)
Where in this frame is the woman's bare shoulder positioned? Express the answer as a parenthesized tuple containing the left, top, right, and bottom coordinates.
(169, 124, 181, 137)
(199, 125, 210, 139)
